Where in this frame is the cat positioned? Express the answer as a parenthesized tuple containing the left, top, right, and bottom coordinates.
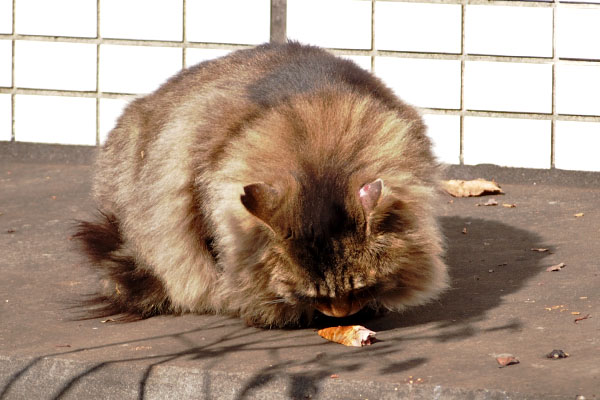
(75, 41, 449, 328)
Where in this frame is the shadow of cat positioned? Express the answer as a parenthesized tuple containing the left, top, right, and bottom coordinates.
(313, 216, 550, 336)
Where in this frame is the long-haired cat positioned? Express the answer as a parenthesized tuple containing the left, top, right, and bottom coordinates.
(75, 42, 448, 328)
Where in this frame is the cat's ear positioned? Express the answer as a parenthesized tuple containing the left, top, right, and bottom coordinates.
(359, 179, 383, 214)
(241, 183, 280, 226)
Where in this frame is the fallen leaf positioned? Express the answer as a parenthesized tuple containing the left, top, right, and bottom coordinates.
(443, 179, 504, 198)
(574, 213, 584, 217)
(546, 349, 569, 359)
(330, 374, 339, 379)
(502, 203, 517, 208)
(462, 227, 468, 234)
(574, 314, 591, 324)
(477, 198, 498, 207)
(317, 325, 376, 347)
(496, 354, 519, 368)
(531, 248, 549, 253)
(546, 263, 566, 272)
(571, 312, 581, 315)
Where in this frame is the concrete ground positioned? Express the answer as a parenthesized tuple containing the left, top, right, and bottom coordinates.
(0, 142, 598, 400)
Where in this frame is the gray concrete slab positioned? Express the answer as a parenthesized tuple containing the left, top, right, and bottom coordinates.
(0, 143, 598, 399)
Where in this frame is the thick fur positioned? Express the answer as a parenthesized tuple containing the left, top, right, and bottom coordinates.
(76, 42, 448, 327)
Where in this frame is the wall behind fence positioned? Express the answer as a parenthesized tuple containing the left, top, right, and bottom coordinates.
(0, 0, 599, 171)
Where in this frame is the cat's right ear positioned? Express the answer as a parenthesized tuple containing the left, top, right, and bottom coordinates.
(241, 183, 280, 227)
(359, 179, 383, 214)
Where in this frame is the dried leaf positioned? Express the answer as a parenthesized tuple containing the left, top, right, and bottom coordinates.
(502, 203, 517, 208)
(546, 262, 566, 272)
(462, 227, 468, 234)
(496, 354, 520, 368)
(574, 314, 591, 324)
(477, 198, 498, 207)
(317, 325, 376, 347)
(531, 248, 549, 253)
(574, 212, 584, 217)
(330, 374, 339, 379)
(443, 179, 504, 198)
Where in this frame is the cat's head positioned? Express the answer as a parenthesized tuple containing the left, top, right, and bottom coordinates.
(241, 175, 448, 319)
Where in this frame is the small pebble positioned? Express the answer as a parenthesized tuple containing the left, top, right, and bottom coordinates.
(546, 349, 569, 359)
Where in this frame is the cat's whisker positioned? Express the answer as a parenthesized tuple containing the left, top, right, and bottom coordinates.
(263, 298, 287, 305)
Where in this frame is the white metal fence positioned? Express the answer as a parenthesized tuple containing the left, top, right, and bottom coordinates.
(1, 0, 599, 171)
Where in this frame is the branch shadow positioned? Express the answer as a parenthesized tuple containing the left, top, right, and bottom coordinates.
(0, 216, 551, 400)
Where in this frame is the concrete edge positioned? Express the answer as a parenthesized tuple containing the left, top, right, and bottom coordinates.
(0, 142, 98, 166)
(0, 355, 563, 400)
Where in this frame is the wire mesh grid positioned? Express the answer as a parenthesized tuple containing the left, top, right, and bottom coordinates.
(0, 0, 599, 168)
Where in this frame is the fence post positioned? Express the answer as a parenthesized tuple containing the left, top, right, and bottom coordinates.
(270, 0, 287, 43)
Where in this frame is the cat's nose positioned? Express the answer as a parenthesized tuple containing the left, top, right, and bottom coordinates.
(315, 295, 362, 317)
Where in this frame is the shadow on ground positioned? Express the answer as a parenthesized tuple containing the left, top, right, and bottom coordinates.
(1, 216, 551, 400)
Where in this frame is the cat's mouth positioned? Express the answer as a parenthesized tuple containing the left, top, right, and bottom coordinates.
(314, 296, 363, 318)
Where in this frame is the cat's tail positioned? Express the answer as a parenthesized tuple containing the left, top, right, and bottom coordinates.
(73, 211, 173, 321)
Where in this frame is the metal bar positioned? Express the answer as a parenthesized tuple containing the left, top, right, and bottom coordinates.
(10, 0, 15, 141)
(95, 0, 101, 146)
(459, 0, 466, 165)
(270, 0, 287, 43)
(420, 108, 600, 122)
(376, 0, 600, 7)
(551, 0, 559, 168)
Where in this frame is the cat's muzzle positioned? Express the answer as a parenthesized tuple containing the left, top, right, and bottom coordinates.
(315, 294, 363, 318)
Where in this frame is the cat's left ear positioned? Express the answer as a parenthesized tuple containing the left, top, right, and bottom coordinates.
(359, 179, 383, 214)
(241, 183, 280, 226)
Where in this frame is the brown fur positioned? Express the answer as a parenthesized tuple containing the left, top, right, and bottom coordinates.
(75, 42, 448, 327)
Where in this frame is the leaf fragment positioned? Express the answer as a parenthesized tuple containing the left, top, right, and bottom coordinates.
(546, 262, 566, 272)
(477, 198, 498, 207)
(443, 179, 504, 198)
(574, 212, 584, 217)
(495, 354, 520, 368)
(574, 314, 591, 324)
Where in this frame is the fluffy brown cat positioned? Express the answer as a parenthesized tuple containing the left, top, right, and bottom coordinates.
(75, 42, 448, 328)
